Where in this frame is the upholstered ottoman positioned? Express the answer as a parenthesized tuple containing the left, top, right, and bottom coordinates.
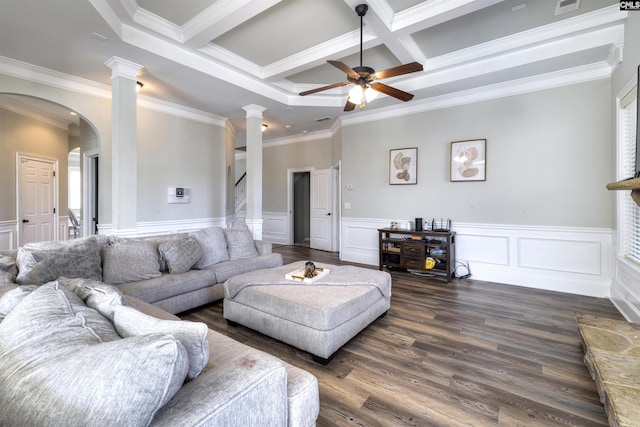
(223, 261, 392, 364)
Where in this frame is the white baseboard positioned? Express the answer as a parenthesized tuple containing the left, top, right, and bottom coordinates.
(340, 217, 613, 298)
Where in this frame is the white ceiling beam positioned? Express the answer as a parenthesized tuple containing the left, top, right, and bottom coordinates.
(182, 0, 283, 48)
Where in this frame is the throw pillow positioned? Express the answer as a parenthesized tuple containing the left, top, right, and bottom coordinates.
(191, 227, 230, 268)
(159, 236, 203, 274)
(113, 305, 209, 381)
(102, 240, 162, 284)
(59, 277, 129, 321)
(224, 220, 259, 260)
(15, 237, 103, 286)
(0, 285, 36, 322)
(0, 281, 189, 426)
(0, 254, 18, 276)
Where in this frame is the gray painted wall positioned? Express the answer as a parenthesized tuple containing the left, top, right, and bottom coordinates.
(341, 79, 613, 228)
(262, 137, 334, 212)
(0, 74, 228, 228)
(136, 108, 226, 222)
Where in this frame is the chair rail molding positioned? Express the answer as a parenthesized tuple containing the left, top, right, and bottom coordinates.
(97, 217, 226, 237)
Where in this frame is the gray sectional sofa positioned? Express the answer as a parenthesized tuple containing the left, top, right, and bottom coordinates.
(0, 221, 320, 426)
(0, 278, 319, 426)
(0, 220, 283, 314)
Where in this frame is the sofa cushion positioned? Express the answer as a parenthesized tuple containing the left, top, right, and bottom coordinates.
(59, 277, 129, 322)
(224, 221, 259, 260)
(114, 305, 209, 380)
(116, 269, 217, 304)
(0, 281, 189, 426)
(159, 236, 203, 274)
(191, 227, 230, 268)
(102, 240, 162, 284)
(15, 236, 102, 286)
(0, 285, 36, 322)
(206, 253, 283, 283)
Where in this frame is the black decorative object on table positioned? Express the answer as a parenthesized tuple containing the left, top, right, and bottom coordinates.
(304, 262, 316, 278)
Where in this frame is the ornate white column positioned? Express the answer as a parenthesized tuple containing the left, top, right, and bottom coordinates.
(104, 57, 143, 237)
(242, 104, 266, 240)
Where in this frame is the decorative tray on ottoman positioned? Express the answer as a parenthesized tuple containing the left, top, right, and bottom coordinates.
(285, 267, 330, 283)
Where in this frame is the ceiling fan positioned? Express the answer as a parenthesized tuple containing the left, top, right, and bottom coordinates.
(299, 3, 423, 111)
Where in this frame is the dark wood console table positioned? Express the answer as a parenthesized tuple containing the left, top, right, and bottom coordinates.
(378, 228, 456, 282)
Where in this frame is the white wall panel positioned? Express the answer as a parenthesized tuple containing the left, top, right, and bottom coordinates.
(98, 217, 226, 237)
(456, 234, 509, 265)
(518, 237, 602, 274)
(262, 212, 288, 245)
(611, 259, 640, 322)
(341, 218, 612, 297)
(0, 221, 16, 250)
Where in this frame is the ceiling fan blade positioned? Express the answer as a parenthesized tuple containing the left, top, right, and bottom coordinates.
(373, 62, 423, 80)
(344, 100, 356, 111)
(299, 81, 349, 96)
(328, 60, 360, 79)
(370, 82, 414, 102)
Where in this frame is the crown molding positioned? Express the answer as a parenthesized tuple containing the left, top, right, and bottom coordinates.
(263, 128, 333, 148)
(341, 62, 613, 127)
(0, 56, 226, 126)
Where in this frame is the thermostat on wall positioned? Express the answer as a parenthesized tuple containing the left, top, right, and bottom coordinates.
(168, 187, 190, 204)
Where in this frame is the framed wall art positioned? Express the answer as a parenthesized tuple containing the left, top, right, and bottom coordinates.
(450, 139, 486, 182)
(389, 147, 417, 185)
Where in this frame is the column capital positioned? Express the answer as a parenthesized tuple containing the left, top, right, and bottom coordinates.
(242, 104, 267, 118)
(104, 56, 144, 81)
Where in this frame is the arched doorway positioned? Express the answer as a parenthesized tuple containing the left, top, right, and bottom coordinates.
(0, 94, 100, 247)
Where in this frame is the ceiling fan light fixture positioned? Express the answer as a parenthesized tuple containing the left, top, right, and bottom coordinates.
(348, 85, 364, 104)
(364, 86, 379, 102)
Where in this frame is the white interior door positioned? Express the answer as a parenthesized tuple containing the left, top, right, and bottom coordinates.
(310, 169, 334, 251)
(18, 155, 56, 245)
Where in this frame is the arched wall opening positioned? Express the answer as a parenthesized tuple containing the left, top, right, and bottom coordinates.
(0, 91, 105, 248)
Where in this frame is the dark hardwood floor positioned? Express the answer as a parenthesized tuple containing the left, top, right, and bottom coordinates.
(180, 245, 623, 426)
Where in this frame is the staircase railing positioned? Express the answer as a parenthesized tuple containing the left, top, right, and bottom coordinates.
(235, 172, 247, 211)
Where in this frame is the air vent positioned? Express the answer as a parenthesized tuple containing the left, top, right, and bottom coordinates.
(314, 117, 332, 122)
(555, 0, 580, 15)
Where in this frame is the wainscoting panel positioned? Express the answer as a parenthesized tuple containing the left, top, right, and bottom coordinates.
(340, 218, 613, 297)
(262, 212, 289, 245)
(59, 216, 69, 241)
(518, 237, 602, 275)
(456, 234, 510, 266)
(98, 218, 227, 237)
(611, 258, 640, 322)
(0, 221, 16, 250)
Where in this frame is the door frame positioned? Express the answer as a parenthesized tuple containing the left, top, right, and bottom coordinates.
(287, 166, 314, 245)
(15, 153, 59, 245)
(83, 148, 99, 237)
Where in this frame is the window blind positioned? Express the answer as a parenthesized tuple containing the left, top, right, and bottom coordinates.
(621, 87, 639, 263)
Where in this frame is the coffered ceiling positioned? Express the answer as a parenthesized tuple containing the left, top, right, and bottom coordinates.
(0, 0, 627, 145)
